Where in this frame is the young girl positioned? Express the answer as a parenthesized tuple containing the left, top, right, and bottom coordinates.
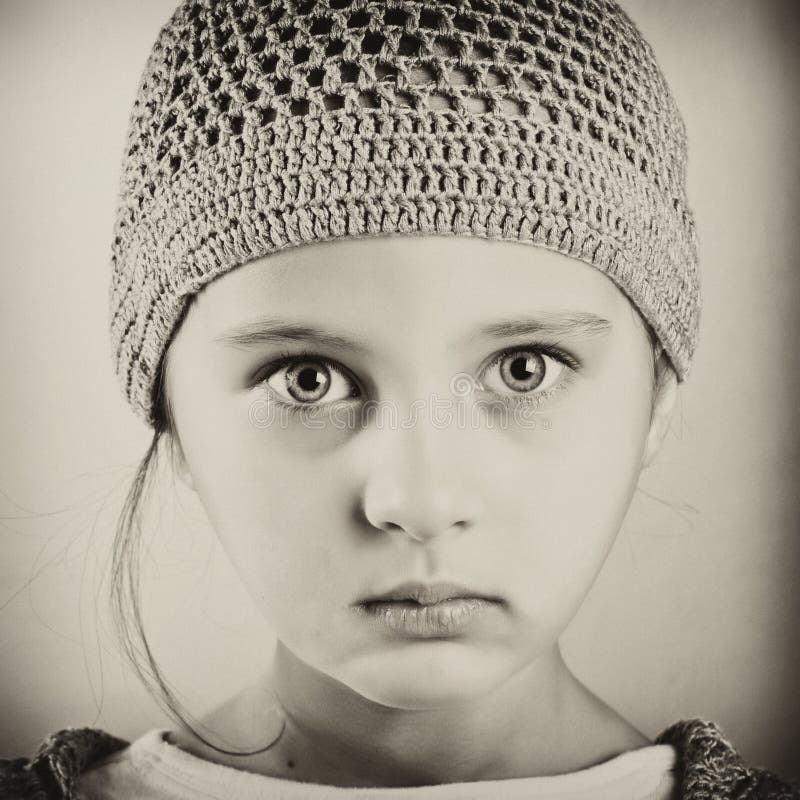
(2, 0, 797, 797)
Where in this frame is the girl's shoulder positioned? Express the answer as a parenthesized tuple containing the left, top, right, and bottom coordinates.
(0, 727, 128, 800)
(655, 719, 800, 799)
(1, 720, 798, 800)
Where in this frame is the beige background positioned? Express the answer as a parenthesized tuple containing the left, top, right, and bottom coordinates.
(1, 0, 799, 778)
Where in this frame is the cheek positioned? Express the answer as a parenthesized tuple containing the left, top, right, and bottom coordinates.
(180, 419, 356, 631)
(494, 369, 652, 629)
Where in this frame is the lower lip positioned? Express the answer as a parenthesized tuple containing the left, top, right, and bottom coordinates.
(358, 598, 496, 638)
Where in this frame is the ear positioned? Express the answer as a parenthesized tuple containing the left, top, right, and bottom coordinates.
(641, 355, 678, 468)
(167, 432, 196, 492)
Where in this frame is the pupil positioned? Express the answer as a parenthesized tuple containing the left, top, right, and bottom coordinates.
(511, 357, 532, 380)
(298, 367, 321, 391)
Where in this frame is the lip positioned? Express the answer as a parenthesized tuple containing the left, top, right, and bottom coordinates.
(361, 581, 499, 605)
(355, 581, 503, 638)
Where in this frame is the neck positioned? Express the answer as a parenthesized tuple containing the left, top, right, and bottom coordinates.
(172, 641, 649, 787)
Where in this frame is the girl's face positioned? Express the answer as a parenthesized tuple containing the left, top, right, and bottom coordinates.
(166, 235, 669, 709)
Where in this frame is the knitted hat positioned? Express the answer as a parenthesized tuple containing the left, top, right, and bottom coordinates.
(110, 0, 699, 428)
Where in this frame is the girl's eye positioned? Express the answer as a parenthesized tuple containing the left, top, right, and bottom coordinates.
(264, 356, 358, 405)
(479, 347, 570, 399)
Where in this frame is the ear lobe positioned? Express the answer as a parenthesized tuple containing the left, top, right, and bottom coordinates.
(641, 359, 678, 468)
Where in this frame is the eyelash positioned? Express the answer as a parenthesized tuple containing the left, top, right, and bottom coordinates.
(256, 342, 581, 417)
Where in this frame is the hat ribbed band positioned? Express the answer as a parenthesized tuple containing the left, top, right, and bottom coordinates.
(110, 0, 700, 428)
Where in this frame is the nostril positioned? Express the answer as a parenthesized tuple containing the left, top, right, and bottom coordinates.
(384, 522, 403, 533)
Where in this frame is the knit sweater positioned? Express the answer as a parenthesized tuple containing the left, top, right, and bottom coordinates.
(1, 720, 797, 799)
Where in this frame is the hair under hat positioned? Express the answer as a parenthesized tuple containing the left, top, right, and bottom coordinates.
(110, 0, 700, 427)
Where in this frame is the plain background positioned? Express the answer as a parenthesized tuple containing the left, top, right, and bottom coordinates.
(1, 0, 799, 779)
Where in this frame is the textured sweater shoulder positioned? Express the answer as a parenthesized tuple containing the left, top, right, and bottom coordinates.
(1, 719, 798, 799)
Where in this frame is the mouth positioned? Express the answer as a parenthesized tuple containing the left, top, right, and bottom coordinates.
(354, 581, 504, 639)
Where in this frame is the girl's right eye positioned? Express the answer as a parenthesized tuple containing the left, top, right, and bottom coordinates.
(263, 354, 360, 407)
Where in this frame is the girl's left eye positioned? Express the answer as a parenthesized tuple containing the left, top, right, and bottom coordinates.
(263, 355, 358, 406)
(478, 346, 573, 399)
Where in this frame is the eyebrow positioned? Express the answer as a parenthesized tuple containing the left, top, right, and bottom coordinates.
(213, 312, 612, 353)
(214, 319, 372, 355)
(467, 312, 612, 343)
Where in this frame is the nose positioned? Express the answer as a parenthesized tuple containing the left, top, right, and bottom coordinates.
(359, 417, 484, 544)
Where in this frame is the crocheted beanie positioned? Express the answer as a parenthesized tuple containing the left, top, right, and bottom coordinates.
(110, 0, 699, 427)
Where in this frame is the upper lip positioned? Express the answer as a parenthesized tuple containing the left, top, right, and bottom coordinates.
(360, 581, 500, 606)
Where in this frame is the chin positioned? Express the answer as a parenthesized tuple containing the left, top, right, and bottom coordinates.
(342, 641, 512, 710)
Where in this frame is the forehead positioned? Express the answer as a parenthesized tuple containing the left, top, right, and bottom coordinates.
(190, 235, 629, 337)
